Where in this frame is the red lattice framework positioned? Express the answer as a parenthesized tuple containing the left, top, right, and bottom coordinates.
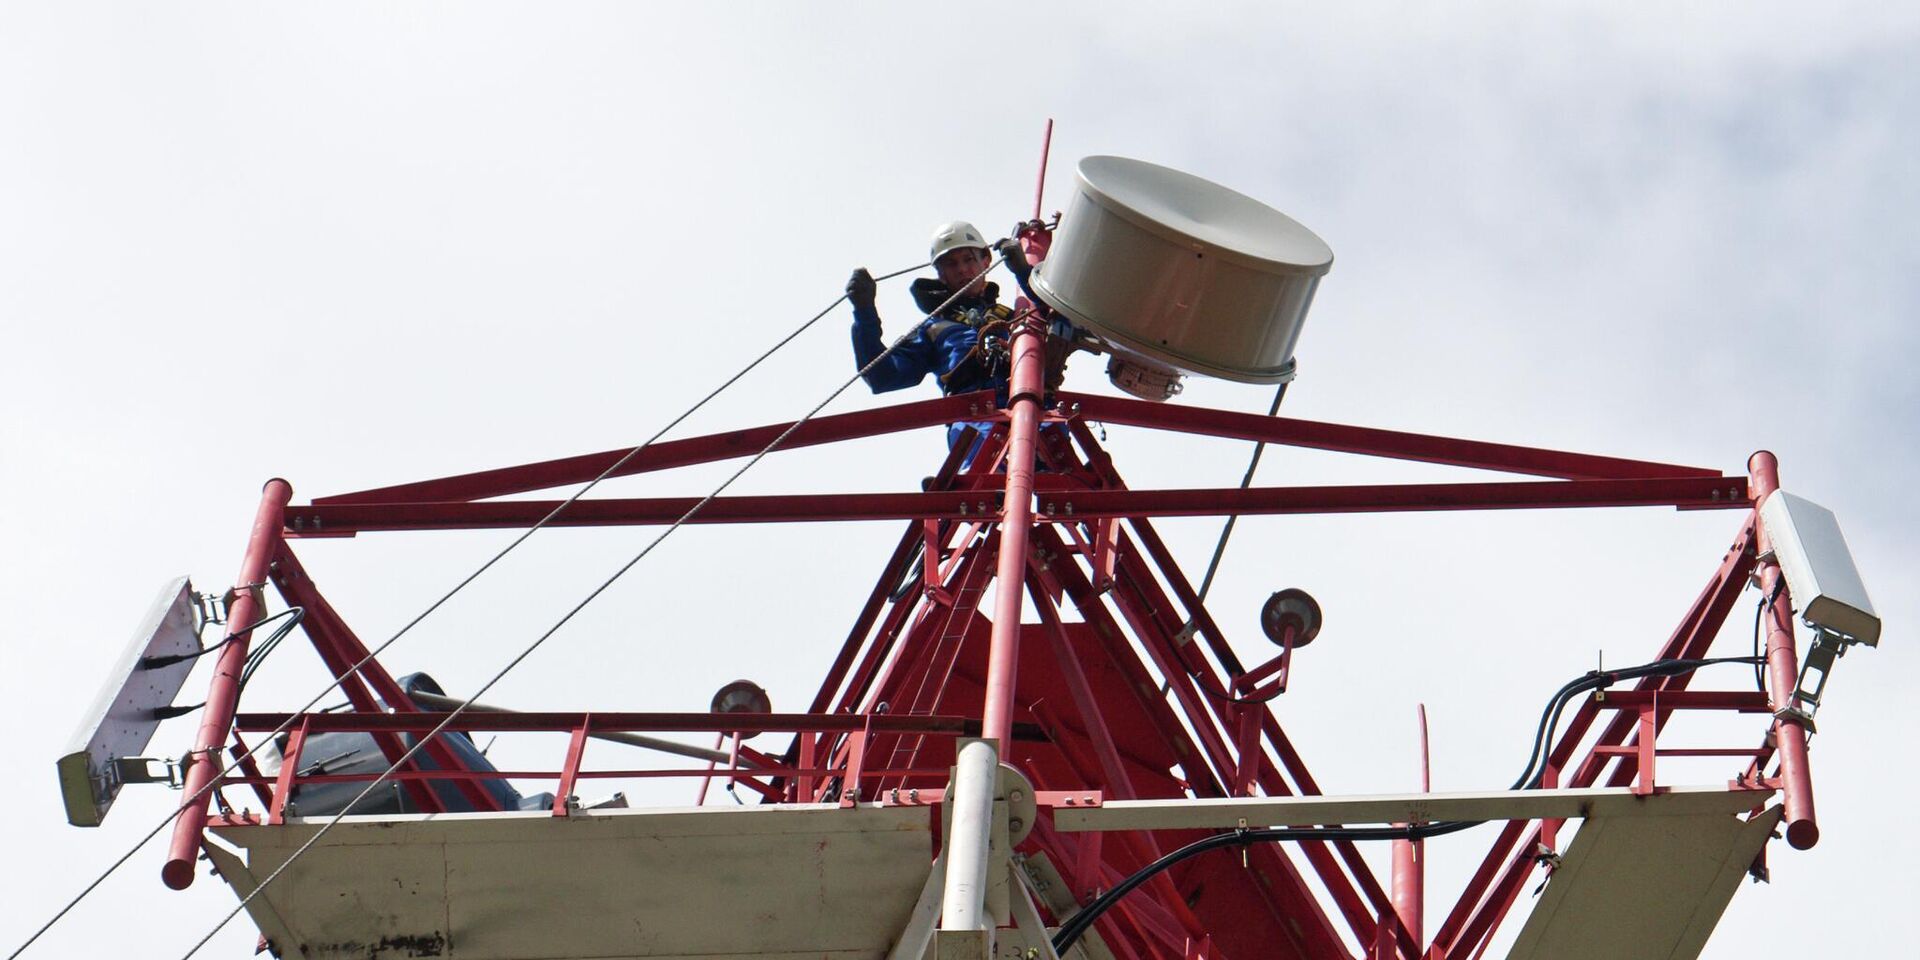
(164, 360, 1816, 960)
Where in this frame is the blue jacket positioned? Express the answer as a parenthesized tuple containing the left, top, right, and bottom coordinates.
(851, 280, 1008, 396)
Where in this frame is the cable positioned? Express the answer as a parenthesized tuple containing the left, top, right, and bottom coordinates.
(1194, 382, 1289, 605)
(6, 260, 931, 960)
(173, 253, 1010, 960)
(139, 608, 303, 669)
(238, 608, 307, 692)
(1160, 383, 1287, 706)
(1752, 578, 1784, 693)
(1052, 654, 1765, 954)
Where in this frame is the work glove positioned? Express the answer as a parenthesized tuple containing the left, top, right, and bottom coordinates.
(993, 237, 1030, 275)
(1014, 218, 1053, 262)
(846, 268, 877, 312)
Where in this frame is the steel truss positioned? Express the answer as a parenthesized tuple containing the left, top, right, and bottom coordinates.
(170, 323, 1815, 960)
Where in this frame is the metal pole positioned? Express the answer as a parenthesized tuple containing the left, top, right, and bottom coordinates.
(980, 317, 1045, 745)
(1747, 450, 1820, 849)
(163, 478, 292, 890)
(940, 317, 1045, 933)
(940, 739, 1000, 931)
(1389, 706, 1428, 958)
(1032, 118, 1054, 222)
(406, 690, 732, 764)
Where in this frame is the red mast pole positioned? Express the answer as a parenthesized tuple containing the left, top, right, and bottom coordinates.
(163, 478, 292, 889)
(981, 316, 1046, 745)
(1032, 118, 1054, 222)
(1748, 450, 1820, 848)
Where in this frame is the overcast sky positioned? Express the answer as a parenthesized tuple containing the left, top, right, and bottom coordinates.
(3, 3, 1914, 958)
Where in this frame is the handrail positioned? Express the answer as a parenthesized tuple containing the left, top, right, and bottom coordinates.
(217, 711, 972, 821)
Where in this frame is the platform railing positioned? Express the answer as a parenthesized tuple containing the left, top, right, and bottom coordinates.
(209, 711, 969, 825)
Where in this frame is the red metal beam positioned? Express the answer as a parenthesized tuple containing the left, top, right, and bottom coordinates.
(1057, 391, 1723, 480)
(234, 711, 970, 735)
(315, 391, 1001, 505)
(1430, 515, 1758, 957)
(1033, 476, 1748, 519)
(285, 476, 1749, 536)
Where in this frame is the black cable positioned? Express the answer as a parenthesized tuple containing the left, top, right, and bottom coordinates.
(238, 608, 307, 692)
(1752, 579, 1784, 693)
(1051, 654, 1765, 954)
(139, 607, 303, 669)
(1195, 382, 1289, 604)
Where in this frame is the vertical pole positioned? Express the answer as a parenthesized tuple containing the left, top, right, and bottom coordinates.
(1748, 450, 1820, 849)
(941, 317, 1046, 936)
(1390, 706, 1427, 958)
(1032, 118, 1055, 222)
(941, 738, 1001, 932)
(163, 478, 292, 890)
(981, 318, 1045, 746)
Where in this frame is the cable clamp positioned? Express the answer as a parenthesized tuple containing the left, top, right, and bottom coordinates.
(1772, 704, 1817, 734)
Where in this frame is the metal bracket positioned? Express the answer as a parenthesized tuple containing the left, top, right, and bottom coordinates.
(1788, 628, 1857, 727)
(191, 591, 228, 631)
(113, 756, 185, 790)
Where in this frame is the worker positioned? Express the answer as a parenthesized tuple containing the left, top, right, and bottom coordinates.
(847, 221, 1031, 396)
(847, 219, 1063, 456)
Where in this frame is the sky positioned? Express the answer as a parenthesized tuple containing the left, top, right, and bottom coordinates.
(2, 2, 1914, 957)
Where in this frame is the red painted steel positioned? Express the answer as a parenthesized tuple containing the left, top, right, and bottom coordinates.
(164, 478, 291, 890)
(1059, 392, 1723, 480)
(981, 318, 1047, 745)
(189, 367, 1830, 957)
(1432, 520, 1761, 957)
(284, 476, 1748, 536)
(270, 547, 498, 812)
(1748, 450, 1819, 849)
(315, 392, 1000, 505)
(234, 711, 969, 736)
(1033, 476, 1749, 518)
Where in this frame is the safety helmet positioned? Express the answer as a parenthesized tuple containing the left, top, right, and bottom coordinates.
(929, 220, 989, 265)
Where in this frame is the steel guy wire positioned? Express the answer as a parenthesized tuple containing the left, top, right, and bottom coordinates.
(5, 258, 930, 960)
(174, 253, 1010, 960)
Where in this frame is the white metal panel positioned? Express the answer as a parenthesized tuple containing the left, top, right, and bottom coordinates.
(1503, 806, 1782, 960)
(1760, 491, 1880, 644)
(212, 803, 935, 959)
(56, 576, 199, 826)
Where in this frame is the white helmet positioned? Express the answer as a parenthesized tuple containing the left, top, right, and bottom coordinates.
(929, 220, 989, 264)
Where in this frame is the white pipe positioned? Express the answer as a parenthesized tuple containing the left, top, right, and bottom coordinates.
(939, 739, 1000, 930)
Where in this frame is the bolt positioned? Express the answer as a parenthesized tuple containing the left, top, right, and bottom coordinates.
(1010, 789, 1024, 803)
(1010, 818, 1024, 832)
(1065, 797, 1076, 805)
(1084, 795, 1095, 804)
